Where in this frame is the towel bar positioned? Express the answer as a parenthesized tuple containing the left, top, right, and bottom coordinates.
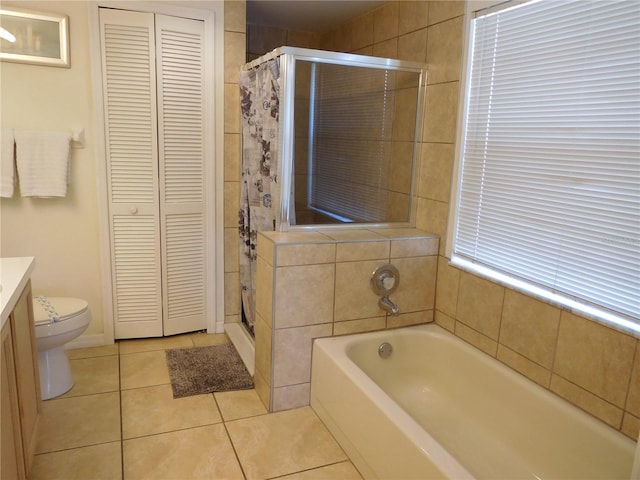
(71, 127, 84, 148)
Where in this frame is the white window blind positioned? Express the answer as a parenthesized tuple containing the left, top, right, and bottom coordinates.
(452, 0, 640, 330)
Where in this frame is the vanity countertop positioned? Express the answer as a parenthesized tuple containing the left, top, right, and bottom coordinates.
(1, 257, 35, 330)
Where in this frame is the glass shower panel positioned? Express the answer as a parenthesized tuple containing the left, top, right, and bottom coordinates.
(290, 60, 421, 226)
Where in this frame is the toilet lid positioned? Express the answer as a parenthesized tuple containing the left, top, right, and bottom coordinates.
(33, 297, 89, 326)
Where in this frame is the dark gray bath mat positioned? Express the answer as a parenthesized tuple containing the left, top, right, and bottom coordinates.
(165, 343, 253, 398)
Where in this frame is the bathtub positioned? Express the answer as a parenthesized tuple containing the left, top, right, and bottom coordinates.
(310, 324, 636, 480)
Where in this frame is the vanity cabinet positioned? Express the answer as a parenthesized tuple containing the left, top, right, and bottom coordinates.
(1, 279, 41, 479)
(2, 325, 24, 479)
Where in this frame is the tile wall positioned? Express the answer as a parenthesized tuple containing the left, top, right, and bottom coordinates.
(246, 24, 322, 61)
(320, 0, 638, 440)
(227, 6, 323, 326)
(223, 1, 246, 327)
(253, 228, 439, 411)
(247, 17, 421, 226)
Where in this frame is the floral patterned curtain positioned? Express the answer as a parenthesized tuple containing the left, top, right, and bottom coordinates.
(238, 58, 281, 337)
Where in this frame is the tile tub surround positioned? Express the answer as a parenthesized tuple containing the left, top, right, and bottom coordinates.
(222, 0, 640, 445)
(436, 260, 640, 440)
(314, 0, 640, 442)
(254, 228, 439, 412)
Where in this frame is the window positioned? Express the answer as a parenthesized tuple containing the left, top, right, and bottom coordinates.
(449, 0, 640, 333)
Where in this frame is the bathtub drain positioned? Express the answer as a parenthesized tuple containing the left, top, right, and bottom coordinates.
(378, 342, 393, 358)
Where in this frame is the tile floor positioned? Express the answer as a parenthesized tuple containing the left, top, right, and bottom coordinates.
(29, 332, 363, 480)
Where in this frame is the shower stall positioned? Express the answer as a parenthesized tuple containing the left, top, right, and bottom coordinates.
(233, 46, 427, 348)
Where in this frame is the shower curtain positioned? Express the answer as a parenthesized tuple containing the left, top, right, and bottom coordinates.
(238, 58, 281, 337)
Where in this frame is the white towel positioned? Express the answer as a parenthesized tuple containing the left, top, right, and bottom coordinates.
(1, 128, 15, 198)
(15, 130, 71, 197)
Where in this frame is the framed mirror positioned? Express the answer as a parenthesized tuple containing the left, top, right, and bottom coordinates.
(0, 7, 70, 67)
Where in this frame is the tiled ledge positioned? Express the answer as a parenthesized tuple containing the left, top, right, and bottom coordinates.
(254, 228, 440, 412)
(258, 227, 439, 267)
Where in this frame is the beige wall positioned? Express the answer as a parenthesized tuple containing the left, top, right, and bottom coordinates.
(304, 0, 639, 440)
(0, 1, 103, 335)
(1, 0, 246, 339)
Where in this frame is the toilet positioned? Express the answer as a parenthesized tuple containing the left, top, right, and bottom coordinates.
(32, 296, 91, 400)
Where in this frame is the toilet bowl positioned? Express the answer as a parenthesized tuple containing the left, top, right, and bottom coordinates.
(33, 296, 91, 400)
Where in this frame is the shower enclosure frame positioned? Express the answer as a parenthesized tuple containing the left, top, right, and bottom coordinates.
(233, 48, 428, 374)
(242, 46, 429, 232)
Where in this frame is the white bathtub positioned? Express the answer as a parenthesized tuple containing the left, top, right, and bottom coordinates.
(310, 324, 636, 480)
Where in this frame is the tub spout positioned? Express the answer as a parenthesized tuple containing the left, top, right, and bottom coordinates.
(379, 296, 399, 316)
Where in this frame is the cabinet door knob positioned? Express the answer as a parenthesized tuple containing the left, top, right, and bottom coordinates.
(130, 206, 138, 214)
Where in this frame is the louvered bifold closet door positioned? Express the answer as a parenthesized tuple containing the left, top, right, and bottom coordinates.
(100, 9, 163, 338)
(155, 15, 206, 335)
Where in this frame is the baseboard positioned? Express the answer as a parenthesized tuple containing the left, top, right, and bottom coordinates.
(65, 333, 110, 350)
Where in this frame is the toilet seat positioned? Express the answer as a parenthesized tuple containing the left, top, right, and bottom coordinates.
(33, 297, 89, 326)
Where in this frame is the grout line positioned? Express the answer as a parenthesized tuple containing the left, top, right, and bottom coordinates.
(34, 439, 122, 457)
(548, 310, 564, 377)
(622, 339, 639, 413)
(43, 390, 120, 402)
(221, 421, 248, 480)
(265, 459, 356, 480)
(118, 344, 125, 480)
(210, 391, 223, 421)
(221, 410, 270, 423)
(122, 422, 226, 442)
(118, 382, 171, 393)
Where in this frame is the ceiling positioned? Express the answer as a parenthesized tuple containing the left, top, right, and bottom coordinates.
(246, 0, 386, 32)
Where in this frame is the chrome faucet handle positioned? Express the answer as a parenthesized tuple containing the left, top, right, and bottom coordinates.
(370, 264, 400, 296)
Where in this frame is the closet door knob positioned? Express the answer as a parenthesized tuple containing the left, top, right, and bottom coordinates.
(130, 206, 138, 214)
